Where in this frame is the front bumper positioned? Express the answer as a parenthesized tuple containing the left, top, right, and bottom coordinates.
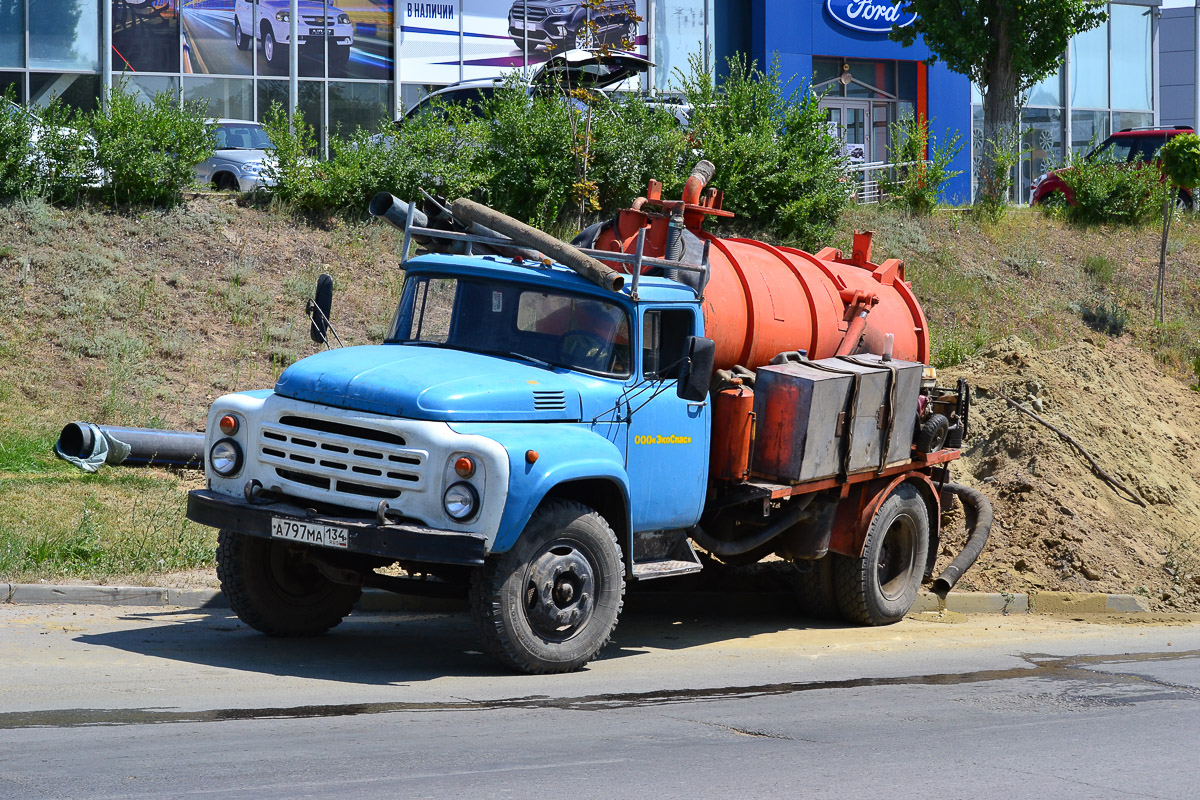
(187, 489, 487, 566)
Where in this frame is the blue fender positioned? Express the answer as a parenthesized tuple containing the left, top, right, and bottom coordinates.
(449, 422, 630, 555)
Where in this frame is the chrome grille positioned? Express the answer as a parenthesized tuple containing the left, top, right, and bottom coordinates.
(259, 415, 425, 501)
(513, 6, 547, 21)
(532, 390, 567, 411)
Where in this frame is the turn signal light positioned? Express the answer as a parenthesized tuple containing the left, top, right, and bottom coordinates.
(526, 450, 539, 464)
(218, 414, 239, 435)
(454, 456, 476, 478)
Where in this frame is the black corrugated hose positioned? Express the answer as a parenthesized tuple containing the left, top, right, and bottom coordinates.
(932, 483, 994, 594)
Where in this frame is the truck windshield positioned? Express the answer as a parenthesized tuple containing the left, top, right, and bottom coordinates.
(389, 275, 633, 377)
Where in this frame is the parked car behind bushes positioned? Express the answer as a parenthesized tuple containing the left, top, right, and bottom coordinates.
(195, 119, 276, 192)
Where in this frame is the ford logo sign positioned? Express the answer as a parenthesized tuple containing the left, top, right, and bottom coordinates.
(826, 0, 916, 33)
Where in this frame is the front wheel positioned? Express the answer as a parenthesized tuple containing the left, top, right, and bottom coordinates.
(470, 500, 625, 674)
(234, 18, 249, 50)
(216, 530, 361, 636)
(833, 483, 929, 625)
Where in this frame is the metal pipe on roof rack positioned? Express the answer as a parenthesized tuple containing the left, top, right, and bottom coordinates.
(450, 198, 625, 292)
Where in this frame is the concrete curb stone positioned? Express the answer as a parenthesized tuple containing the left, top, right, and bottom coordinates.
(1, 583, 1153, 615)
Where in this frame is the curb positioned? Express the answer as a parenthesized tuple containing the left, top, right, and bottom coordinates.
(2, 583, 1153, 615)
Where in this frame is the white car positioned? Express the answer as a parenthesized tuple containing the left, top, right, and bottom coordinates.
(233, 0, 353, 69)
(194, 119, 276, 192)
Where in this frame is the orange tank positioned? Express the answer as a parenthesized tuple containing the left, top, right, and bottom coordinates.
(593, 167, 930, 371)
(711, 385, 755, 480)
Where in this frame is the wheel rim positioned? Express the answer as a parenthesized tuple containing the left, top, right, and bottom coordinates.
(522, 538, 597, 642)
(876, 514, 917, 601)
(264, 32, 274, 62)
(235, 21, 241, 42)
(574, 28, 593, 49)
(626, 22, 637, 43)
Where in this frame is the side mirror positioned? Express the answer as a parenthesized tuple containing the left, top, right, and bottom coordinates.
(677, 336, 715, 402)
(308, 273, 334, 343)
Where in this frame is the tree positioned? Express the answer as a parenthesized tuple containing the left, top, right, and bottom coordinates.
(1156, 133, 1200, 323)
(892, 0, 1106, 201)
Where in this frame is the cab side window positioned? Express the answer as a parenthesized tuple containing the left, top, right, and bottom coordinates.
(642, 309, 693, 380)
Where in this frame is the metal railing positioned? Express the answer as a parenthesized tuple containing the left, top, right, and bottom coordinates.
(846, 159, 933, 205)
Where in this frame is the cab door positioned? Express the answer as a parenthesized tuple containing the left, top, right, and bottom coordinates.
(624, 307, 709, 532)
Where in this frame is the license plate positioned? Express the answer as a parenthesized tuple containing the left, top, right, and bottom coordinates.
(512, 18, 526, 29)
(308, 28, 328, 35)
(270, 517, 349, 549)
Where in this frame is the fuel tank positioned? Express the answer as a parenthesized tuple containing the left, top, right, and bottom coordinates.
(591, 165, 931, 371)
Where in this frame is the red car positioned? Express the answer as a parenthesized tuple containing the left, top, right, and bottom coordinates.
(1029, 125, 1195, 208)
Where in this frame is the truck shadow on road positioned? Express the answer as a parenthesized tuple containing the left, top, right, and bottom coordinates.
(73, 593, 845, 684)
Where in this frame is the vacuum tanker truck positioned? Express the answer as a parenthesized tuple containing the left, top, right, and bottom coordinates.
(186, 161, 991, 674)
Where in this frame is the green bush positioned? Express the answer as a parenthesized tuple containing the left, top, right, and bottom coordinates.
(880, 110, 962, 215)
(1081, 298, 1129, 335)
(1082, 254, 1115, 285)
(482, 79, 578, 229)
(589, 94, 689, 211)
(33, 100, 99, 205)
(90, 85, 215, 207)
(261, 103, 325, 213)
(1055, 150, 1162, 226)
(677, 55, 850, 249)
(1161, 132, 1200, 189)
(0, 87, 38, 199)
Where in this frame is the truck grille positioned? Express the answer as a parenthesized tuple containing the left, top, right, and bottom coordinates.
(302, 14, 334, 25)
(259, 414, 425, 502)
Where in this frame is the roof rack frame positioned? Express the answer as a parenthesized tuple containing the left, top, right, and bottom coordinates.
(398, 207, 711, 300)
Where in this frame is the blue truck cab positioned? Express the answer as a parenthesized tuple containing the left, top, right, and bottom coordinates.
(187, 252, 714, 674)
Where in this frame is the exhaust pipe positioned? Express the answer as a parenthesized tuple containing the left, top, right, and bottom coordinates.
(450, 197, 625, 292)
(932, 483, 994, 594)
(56, 422, 205, 469)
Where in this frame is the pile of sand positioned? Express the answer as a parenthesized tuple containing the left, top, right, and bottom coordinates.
(939, 337, 1200, 610)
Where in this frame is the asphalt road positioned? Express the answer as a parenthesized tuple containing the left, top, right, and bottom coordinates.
(1, 602, 1198, 799)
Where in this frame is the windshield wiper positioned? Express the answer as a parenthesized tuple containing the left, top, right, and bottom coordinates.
(471, 348, 555, 370)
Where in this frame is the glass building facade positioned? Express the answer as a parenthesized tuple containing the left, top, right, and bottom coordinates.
(971, 0, 1158, 203)
(0, 0, 1160, 202)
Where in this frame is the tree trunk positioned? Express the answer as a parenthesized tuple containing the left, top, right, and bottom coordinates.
(1157, 185, 1172, 324)
(980, 17, 1020, 202)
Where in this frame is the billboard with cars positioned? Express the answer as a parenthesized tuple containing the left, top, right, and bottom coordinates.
(397, 1, 647, 86)
(164, 0, 393, 79)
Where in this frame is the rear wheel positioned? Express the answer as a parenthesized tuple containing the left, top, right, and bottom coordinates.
(1175, 190, 1193, 212)
(216, 530, 361, 636)
(470, 500, 624, 674)
(834, 483, 929, 625)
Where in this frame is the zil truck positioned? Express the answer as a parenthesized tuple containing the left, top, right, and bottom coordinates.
(186, 161, 991, 674)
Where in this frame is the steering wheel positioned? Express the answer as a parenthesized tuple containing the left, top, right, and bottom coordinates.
(558, 331, 612, 371)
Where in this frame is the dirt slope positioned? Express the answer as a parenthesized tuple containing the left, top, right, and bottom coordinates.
(941, 336, 1200, 609)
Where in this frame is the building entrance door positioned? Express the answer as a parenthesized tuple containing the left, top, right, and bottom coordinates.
(823, 99, 870, 163)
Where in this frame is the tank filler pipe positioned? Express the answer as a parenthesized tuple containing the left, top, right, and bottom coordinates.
(688, 495, 815, 557)
(451, 198, 625, 292)
(932, 483, 995, 594)
(682, 159, 716, 205)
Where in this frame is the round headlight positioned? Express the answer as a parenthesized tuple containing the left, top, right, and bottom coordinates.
(337, 13, 350, 24)
(443, 482, 479, 521)
(210, 438, 243, 477)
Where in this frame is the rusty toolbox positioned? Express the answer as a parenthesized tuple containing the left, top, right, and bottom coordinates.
(750, 355, 922, 483)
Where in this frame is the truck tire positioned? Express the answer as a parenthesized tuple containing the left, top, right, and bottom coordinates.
(216, 529, 361, 637)
(914, 413, 949, 455)
(234, 18, 249, 51)
(793, 556, 839, 620)
(470, 500, 624, 674)
(833, 482, 929, 625)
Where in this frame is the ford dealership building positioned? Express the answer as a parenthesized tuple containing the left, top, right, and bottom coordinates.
(0, 0, 1163, 203)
